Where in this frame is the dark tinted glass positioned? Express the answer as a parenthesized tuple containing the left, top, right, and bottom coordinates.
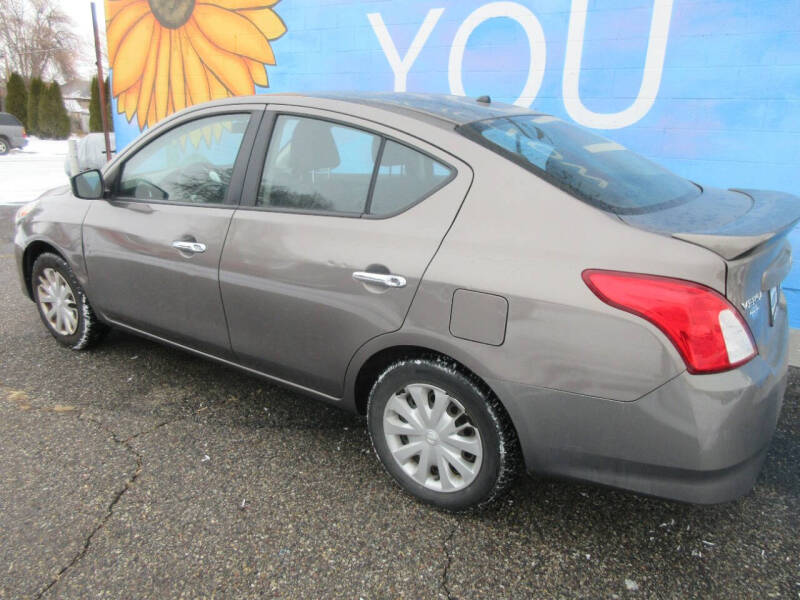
(0, 113, 22, 126)
(460, 115, 700, 214)
(118, 113, 250, 204)
(258, 115, 379, 213)
(369, 141, 453, 216)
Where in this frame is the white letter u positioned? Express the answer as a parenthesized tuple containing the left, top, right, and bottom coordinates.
(563, 0, 673, 129)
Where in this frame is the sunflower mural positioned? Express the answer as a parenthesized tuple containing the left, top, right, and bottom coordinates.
(106, 0, 286, 130)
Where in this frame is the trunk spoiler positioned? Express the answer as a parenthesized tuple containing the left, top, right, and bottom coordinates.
(671, 189, 800, 260)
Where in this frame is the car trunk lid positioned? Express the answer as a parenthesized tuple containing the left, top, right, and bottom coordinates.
(621, 188, 800, 357)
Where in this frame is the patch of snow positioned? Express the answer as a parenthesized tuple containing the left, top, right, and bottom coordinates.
(0, 137, 70, 205)
(624, 579, 639, 591)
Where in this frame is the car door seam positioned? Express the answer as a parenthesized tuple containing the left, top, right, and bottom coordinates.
(340, 165, 477, 395)
(217, 108, 268, 358)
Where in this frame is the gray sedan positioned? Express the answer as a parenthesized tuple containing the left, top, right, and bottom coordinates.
(0, 112, 28, 154)
(13, 93, 796, 511)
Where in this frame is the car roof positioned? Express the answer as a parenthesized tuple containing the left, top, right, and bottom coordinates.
(194, 92, 540, 129)
(310, 92, 541, 126)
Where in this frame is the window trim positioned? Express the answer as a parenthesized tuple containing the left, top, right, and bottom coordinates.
(363, 137, 385, 215)
(111, 109, 262, 208)
(241, 110, 457, 220)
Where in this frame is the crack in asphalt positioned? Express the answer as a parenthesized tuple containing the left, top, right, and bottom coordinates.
(441, 522, 459, 600)
(33, 416, 172, 599)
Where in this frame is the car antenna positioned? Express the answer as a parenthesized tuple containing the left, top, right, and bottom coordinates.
(476, 95, 491, 104)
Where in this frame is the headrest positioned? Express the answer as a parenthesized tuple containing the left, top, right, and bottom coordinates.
(380, 140, 413, 168)
(372, 138, 420, 171)
(289, 119, 340, 172)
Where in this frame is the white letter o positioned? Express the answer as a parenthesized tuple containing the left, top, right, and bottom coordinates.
(448, 2, 546, 108)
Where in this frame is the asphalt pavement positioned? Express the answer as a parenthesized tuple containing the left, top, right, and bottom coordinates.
(0, 204, 798, 599)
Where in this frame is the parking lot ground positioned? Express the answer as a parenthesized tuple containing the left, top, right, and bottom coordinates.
(0, 205, 798, 599)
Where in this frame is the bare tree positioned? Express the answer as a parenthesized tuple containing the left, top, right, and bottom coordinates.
(0, 0, 83, 82)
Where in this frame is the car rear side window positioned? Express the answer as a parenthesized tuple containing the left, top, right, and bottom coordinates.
(0, 113, 22, 126)
(118, 113, 250, 204)
(368, 141, 453, 217)
(258, 115, 379, 214)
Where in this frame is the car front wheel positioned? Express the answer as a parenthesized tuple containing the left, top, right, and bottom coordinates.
(367, 357, 521, 512)
(31, 253, 107, 349)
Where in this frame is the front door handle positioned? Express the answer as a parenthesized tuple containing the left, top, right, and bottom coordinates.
(172, 240, 207, 254)
(353, 271, 407, 288)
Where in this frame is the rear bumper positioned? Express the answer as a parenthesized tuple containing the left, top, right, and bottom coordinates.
(12, 136, 28, 149)
(490, 316, 788, 504)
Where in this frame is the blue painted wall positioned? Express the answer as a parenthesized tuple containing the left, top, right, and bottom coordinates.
(111, 0, 800, 322)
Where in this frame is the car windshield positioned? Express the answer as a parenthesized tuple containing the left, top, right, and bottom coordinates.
(459, 115, 700, 214)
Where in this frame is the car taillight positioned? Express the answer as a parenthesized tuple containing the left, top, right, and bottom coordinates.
(582, 270, 757, 374)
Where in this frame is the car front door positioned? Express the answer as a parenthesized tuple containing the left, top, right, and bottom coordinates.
(83, 107, 262, 357)
(219, 106, 473, 397)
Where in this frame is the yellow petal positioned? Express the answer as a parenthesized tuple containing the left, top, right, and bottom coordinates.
(107, 1, 150, 64)
(193, 4, 275, 63)
(206, 68, 229, 100)
(189, 128, 204, 147)
(181, 29, 211, 105)
(137, 27, 161, 129)
(111, 14, 154, 95)
(198, 0, 279, 9)
(116, 89, 126, 116)
(239, 8, 286, 43)
(106, 0, 144, 22)
(169, 31, 187, 112)
(124, 79, 141, 122)
(147, 90, 157, 128)
(154, 31, 171, 122)
(185, 19, 253, 96)
(246, 58, 268, 87)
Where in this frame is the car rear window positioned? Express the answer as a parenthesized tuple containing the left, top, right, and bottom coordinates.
(0, 113, 22, 127)
(458, 115, 700, 215)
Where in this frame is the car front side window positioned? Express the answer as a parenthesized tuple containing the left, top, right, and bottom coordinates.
(117, 113, 251, 204)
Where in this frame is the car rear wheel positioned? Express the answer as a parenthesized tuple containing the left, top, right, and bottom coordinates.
(32, 253, 108, 349)
(0, 137, 9, 155)
(367, 357, 521, 512)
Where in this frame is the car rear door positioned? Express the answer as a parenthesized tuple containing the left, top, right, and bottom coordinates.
(83, 106, 262, 357)
(219, 105, 472, 397)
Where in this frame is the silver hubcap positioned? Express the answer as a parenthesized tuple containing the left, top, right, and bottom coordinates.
(383, 383, 483, 492)
(36, 268, 79, 336)
(0, 140, 7, 152)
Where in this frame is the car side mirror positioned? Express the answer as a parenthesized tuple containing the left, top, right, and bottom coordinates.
(70, 169, 105, 200)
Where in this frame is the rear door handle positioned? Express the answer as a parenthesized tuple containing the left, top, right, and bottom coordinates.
(353, 271, 407, 288)
(172, 240, 207, 254)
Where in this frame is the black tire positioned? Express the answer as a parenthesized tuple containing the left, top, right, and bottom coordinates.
(367, 356, 521, 512)
(31, 253, 108, 350)
(0, 137, 9, 155)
